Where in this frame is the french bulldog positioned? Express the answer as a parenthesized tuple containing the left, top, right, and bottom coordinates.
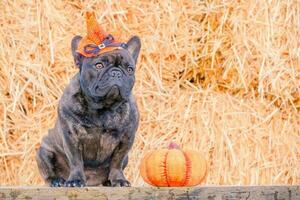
(36, 35, 141, 187)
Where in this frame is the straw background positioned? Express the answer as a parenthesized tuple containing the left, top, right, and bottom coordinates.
(0, 0, 299, 186)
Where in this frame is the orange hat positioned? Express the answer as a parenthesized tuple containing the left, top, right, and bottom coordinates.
(77, 12, 127, 57)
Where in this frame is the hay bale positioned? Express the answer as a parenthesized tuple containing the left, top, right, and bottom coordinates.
(0, 0, 299, 186)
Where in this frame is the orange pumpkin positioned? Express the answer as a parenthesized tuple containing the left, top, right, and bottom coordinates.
(140, 142, 207, 187)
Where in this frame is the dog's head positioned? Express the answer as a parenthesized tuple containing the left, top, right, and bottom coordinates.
(71, 35, 141, 105)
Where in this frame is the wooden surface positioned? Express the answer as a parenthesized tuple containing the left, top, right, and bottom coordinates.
(0, 185, 299, 200)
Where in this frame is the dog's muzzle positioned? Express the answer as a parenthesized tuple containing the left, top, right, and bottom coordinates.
(110, 69, 122, 80)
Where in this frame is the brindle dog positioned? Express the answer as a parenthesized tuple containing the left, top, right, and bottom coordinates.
(36, 35, 141, 187)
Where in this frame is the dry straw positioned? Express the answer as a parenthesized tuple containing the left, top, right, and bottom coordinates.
(0, 0, 299, 186)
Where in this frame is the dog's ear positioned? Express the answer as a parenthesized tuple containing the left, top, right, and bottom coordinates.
(126, 36, 141, 64)
(71, 35, 83, 68)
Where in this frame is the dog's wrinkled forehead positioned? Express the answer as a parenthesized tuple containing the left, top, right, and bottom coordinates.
(83, 49, 135, 67)
(101, 49, 135, 64)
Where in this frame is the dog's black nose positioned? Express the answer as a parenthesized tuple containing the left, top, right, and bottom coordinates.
(110, 70, 122, 79)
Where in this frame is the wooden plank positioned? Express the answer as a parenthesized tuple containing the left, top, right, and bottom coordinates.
(0, 186, 299, 200)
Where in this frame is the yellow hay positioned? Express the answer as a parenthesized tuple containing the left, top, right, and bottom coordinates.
(0, 0, 299, 186)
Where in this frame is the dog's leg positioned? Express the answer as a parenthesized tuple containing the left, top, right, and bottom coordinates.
(103, 155, 128, 186)
(59, 118, 86, 187)
(122, 155, 129, 170)
(36, 146, 66, 187)
(108, 139, 133, 187)
(61, 134, 86, 187)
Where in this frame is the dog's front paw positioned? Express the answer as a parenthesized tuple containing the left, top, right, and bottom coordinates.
(108, 168, 131, 187)
(50, 177, 65, 187)
(110, 179, 131, 187)
(64, 179, 85, 187)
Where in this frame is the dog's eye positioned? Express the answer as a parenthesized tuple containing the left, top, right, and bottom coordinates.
(95, 63, 104, 70)
(127, 66, 134, 74)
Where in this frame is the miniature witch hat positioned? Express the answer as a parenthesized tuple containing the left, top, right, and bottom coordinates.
(76, 11, 127, 57)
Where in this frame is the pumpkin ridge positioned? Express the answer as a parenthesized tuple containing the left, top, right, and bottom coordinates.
(140, 152, 151, 185)
(163, 151, 170, 187)
(182, 150, 192, 186)
(144, 151, 157, 186)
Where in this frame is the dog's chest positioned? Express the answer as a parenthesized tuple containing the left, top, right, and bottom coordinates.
(77, 102, 131, 166)
(80, 128, 121, 166)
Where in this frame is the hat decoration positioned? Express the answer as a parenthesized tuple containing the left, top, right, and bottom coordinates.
(76, 12, 127, 57)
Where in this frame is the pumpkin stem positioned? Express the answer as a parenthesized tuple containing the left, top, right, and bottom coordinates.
(168, 142, 180, 149)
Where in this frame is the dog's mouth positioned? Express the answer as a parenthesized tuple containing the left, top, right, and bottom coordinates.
(88, 69, 133, 101)
(104, 85, 120, 99)
(94, 83, 120, 96)
(91, 84, 123, 102)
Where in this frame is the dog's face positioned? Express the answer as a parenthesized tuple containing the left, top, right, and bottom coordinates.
(71, 36, 141, 104)
(79, 49, 137, 103)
